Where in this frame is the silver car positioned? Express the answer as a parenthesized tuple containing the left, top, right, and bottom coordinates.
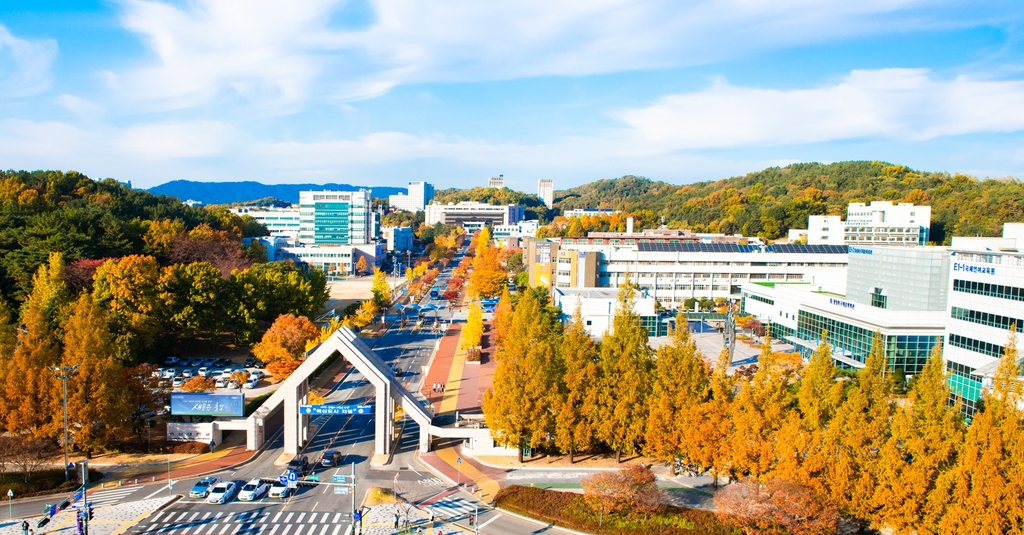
(237, 479, 269, 501)
(207, 481, 237, 504)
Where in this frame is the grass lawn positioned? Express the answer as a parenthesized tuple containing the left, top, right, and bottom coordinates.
(494, 485, 738, 535)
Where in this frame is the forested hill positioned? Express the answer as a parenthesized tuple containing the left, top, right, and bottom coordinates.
(148, 180, 406, 204)
(554, 161, 1024, 245)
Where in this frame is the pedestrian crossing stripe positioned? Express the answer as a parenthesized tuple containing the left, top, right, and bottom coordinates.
(426, 496, 476, 520)
(85, 486, 140, 506)
(136, 510, 353, 535)
(417, 477, 443, 486)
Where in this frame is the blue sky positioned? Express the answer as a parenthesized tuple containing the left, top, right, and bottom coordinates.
(1, 1, 1023, 191)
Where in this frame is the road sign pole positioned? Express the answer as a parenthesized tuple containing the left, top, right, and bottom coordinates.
(7, 489, 12, 519)
(81, 462, 88, 535)
(456, 457, 461, 486)
(350, 463, 356, 534)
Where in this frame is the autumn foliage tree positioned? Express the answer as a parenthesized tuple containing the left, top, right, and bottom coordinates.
(461, 301, 483, 350)
(715, 478, 838, 535)
(252, 313, 319, 371)
(581, 464, 663, 517)
(595, 275, 653, 463)
(180, 376, 216, 393)
(554, 301, 599, 463)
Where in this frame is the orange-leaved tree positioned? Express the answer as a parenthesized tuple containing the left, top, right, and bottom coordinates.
(715, 478, 838, 535)
(253, 314, 319, 364)
(581, 464, 662, 518)
(180, 376, 216, 393)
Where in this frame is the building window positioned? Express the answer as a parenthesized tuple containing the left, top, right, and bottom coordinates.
(952, 279, 1024, 302)
(948, 333, 1004, 359)
(870, 288, 888, 309)
(951, 306, 1024, 331)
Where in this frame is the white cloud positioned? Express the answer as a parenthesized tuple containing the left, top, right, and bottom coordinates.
(613, 69, 1024, 150)
(55, 94, 105, 121)
(0, 24, 58, 97)
(108, 0, 966, 110)
(116, 121, 239, 158)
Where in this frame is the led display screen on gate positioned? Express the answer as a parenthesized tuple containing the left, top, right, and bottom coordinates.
(170, 393, 244, 416)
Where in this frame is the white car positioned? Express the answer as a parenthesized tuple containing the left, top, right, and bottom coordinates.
(248, 370, 262, 380)
(215, 378, 227, 389)
(198, 367, 210, 377)
(207, 481, 237, 504)
(172, 376, 184, 388)
(163, 368, 177, 379)
(182, 369, 193, 378)
(268, 480, 290, 499)
(243, 378, 258, 389)
(237, 479, 269, 501)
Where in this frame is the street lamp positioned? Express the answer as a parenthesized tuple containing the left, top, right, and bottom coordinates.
(47, 364, 79, 482)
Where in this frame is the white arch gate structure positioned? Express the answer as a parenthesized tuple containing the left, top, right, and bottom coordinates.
(232, 326, 490, 457)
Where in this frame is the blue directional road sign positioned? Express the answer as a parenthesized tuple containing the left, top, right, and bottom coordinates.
(332, 475, 347, 483)
(299, 404, 372, 415)
(277, 475, 288, 485)
(287, 471, 298, 482)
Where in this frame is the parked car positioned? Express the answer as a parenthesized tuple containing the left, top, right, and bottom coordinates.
(197, 367, 210, 377)
(181, 369, 193, 379)
(214, 378, 227, 389)
(286, 455, 310, 475)
(189, 476, 222, 499)
(321, 450, 341, 467)
(203, 358, 217, 367)
(237, 479, 269, 501)
(243, 378, 258, 389)
(227, 381, 240, 390)
(172, 377, 184, 388)
(178, 358, 193, 367)
(248, 370, 263, 380)
(207, 481, 238, 504)
(163, 368, 176, 379)
(252, 359, 266, 369)
(154, 367, 165, 378)
(215, 358, 230, 367)
(244, 357, 256, 367)
(268, 479, 290, 499)
(164, 356, 180, 366)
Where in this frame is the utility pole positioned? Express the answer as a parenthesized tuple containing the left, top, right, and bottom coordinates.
(48, 365, 79, 482)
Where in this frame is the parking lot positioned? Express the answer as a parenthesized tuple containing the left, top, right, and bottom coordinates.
(156, 355, 278, 397)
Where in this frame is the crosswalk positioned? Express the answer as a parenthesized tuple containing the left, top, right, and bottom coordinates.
(86, 486, 142, 507)
(135, 510, 351, 535)
(424, 496, 477, 520)
(417, 477, 444, 487)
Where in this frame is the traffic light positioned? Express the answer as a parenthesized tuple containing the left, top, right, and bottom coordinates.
(36, 518, 49, 529)
(87, 503, 94, 521)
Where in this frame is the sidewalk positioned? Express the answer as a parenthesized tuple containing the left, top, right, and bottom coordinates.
(415, 317, 505, 503)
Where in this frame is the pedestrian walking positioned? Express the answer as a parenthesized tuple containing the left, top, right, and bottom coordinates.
(394, 512, 400, 528)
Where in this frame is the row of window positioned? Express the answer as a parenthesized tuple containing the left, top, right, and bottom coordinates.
(744, 293, 774, 306)
(952, 278, 1024, 302)
(950, 306, 1024, 331)
(947, 333, 1004, 359)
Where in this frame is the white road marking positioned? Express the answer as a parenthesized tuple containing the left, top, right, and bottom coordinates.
(144, 487, 169, 500)
(319, 525, 329, 535)
(284, 513, 294, 523)
(332, 513, 342, 523)
(218, 523, 232, 535)
(269, 524, 281, 535)
(478, 514, 501, 529)
(271, 512, 282, 523)
(296, 512, 306, 523)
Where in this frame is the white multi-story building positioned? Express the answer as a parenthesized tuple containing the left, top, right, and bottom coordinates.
(944, 224, 1024, 417)
(563, 208, 619, 218)
(229, 207, 301, 238)
(488, 175, 505, 189)
(492, 220, 539, 243)
(425, 201, 524, 228)
(298, 190, 374, 245)
(388, 181, 434, 213)
(537, 179, 554, 207)
(246, 236, 383, 279)
(528, 236, 849, 305)
(793, 201, 931, 246)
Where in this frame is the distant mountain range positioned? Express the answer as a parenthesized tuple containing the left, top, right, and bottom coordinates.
(147, 180, 406, 205)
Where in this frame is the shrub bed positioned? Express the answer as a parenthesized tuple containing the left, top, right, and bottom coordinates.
(493, 485, 737, 535)
(0, 468, 105, 498)
(245, 390, 276, 416)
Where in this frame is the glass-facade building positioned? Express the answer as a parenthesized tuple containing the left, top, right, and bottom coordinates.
(298, 190, 373, 245)
(795, 311, 941, 375)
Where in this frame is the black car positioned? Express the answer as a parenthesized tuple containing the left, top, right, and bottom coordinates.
(244, 357, 256, 367)
(215, 358, 230, 367)
(321, 450, 341, 467)
(252, 359, 266, 369)
(286, 455, 309, 475)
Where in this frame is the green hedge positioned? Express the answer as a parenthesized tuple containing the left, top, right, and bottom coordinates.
(493, 485, 738, 535)
(244, 390, 276, 416)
